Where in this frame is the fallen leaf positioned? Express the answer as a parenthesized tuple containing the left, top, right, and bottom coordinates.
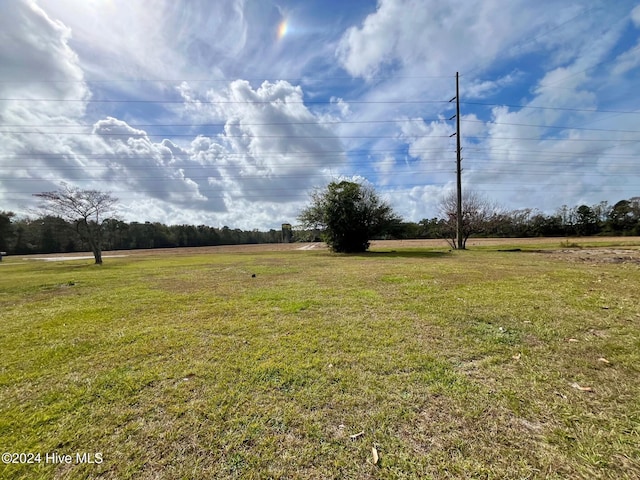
(597, 357, 610, 364)
(371, 445, 379, 465)
(571, 382, 594, 392)
(350, 431, 364, 440)
(512, 353, 521, 360)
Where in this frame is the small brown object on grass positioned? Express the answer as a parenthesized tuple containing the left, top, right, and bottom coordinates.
(571, 382, 594, 392)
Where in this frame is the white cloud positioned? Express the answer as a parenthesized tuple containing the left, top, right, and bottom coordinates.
(0, 0, 91, 209)
(0, 0, 89, 119)
(58, 80, 342, 228)
(87, 79, 345, 228)
(631, 4, 640, 27)
(37, 0, 247, 83)
(391, 183, 451, 223)
(336, 0, 546, 79)
(181, 80, 347, 217)
(611, 40, 640, 76)
(464, 72, 521, 99)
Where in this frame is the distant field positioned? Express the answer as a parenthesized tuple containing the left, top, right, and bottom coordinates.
(10, 235, 640, 259)
(1, 239, 639, 479)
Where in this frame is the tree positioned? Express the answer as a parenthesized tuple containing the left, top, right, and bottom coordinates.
(608, 200, 634, 233)
(0, 211, 15, 252)
(418, 218, 447, 238)
(575, 205, 598, 235)
(33, 184, 118, 264)
(438, 189, 500, 249)
(298, 180, 400, 253)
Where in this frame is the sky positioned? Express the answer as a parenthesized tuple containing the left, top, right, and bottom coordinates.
(1, 0, 640, 230)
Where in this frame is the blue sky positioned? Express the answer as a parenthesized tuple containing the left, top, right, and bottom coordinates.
(1, 0, 640, 229)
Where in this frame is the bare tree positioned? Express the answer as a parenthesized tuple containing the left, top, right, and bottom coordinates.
(33, 184, 118, 264)
(438, 189, 500, 249)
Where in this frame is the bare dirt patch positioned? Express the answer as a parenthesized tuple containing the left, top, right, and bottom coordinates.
(371, 236, 640, 249)
(371, 237, 640, 265)
(539, 248, 640, 265)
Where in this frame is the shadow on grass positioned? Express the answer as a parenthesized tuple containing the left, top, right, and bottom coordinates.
(347, 250, 452, 259)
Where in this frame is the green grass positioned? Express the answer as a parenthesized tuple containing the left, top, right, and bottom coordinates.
(1, 245, 639, 479)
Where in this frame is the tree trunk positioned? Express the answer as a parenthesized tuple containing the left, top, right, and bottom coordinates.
(92, 247, 103, 265)
(78, 219, 103, 264)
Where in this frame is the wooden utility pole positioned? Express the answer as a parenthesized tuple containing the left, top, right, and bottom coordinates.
(449, 72, 464, 249)
(455, 72, 463, 249)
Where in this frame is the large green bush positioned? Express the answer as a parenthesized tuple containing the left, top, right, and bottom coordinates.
(298, 180, 400, 253)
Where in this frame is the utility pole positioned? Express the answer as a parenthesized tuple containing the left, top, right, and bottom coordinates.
(449, 72, 463, 249)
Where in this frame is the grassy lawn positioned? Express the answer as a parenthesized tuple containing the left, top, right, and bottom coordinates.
(1, 243, 639, 479)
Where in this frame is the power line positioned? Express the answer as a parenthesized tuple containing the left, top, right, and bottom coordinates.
(0, 74, 456, 85)
(0, 118, 440, 128)
(2, 168, 634, 184)
(0, 97, 450, 105)
(3, 144, 637, 157)
(2, 118, 640, 135)
(2, 147, 638, 166)
(462, 119, 640, 134)
(0, 131, 450, 139)
(2, 129, 638, 143)
(460, 101, 640, 115)
(4, 177, 640, 198)
(2, 94, 640, 115)
(2, 158, 638, 172)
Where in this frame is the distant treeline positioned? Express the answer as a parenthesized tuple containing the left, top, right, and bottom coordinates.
(400, 198, 640, 240)
(1, 197, 639, 255)
(0, 217, 287, 255)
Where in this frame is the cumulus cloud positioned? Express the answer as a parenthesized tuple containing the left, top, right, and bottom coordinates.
(336, 0, 544, 79)
(41, 78, 345, 228)
(175, 80, 347, 219)
(89, 117, 215, 207)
